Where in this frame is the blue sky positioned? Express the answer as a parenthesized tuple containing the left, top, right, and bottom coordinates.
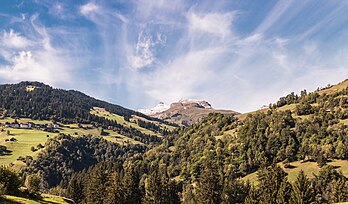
(0, 0, 348, 113)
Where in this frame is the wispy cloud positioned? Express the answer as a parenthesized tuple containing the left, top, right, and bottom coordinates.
(1, 29, 33, 49)
(1, 0, 348, 112)
(188, 12, 234, 38)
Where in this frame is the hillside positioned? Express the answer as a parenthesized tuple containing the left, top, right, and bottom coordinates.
(141, 99, 239, 126)
(1, 79, 348, 204)
(0, 82, 177, 170)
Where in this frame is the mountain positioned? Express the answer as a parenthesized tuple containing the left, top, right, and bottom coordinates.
(140, 99, 239, 126)
(138, 102, 170, 115)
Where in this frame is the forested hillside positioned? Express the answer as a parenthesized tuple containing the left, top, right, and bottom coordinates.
(0, 81, 175, 126)
(2, 80, 348, 203)
(0, 82, 178, 147)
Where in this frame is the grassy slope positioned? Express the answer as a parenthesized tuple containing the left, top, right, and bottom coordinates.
(0, 117, 144, 167)
(91, 107, 162, 136)
(243, 160, 348, 184)
(0, 128, 59, 166)
(2, 194, 74, 204)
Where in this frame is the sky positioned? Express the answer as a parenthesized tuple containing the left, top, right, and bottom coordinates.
(0, 0, 348, 113)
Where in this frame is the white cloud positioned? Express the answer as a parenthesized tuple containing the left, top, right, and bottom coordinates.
(128, 33, 155, 69)
(1, 29, 33, 49)
(188, 12, 234, 38)
(80, 2, 99, 16)
(0, 16, 77, 86)
(128, 31, 168, 69)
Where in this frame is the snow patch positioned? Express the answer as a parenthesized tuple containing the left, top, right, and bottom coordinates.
(138, 102, 170, 115)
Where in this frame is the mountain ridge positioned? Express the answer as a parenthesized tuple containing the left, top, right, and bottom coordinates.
(140, 99, 239, 126)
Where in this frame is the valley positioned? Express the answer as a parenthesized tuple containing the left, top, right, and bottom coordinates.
(0, 79, 348, 203)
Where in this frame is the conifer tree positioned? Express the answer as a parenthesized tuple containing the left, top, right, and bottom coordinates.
(290, 170, 314, 204)
(257, 164, 287, 203)
(84, 167, 108, 204)
(195, 164, 222, 204)
(67, 174, 84, 204)
(104, 171, 125, 204)
(276, 180, 292, 204)
(181, 183, 196, 204)
(123, 166, 141, 204)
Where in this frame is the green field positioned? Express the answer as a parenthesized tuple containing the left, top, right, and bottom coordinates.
(0, 117, 146, 168)
(91, 107, 162, 136)
(0, 128, 59, 166)
(2, 194, 73, 204)
(243, 160, 348, 184)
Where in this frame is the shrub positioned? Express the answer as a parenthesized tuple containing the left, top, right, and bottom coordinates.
(0, 166, 21, 195)
(25, 174, 41, 195)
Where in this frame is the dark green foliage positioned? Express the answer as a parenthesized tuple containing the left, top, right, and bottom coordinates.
(23, 134, 146, 188)
(311, 165, 348, 203)
(25, 174, 41, 195)
(0, 165, 21, 195)
(195, 164, 222, 204)
(295, 103, 314, 115)
(290, 170, 314, 204)
(256, 165, 288, 203)
(84, 167, 108, 204)
(104, 172, 126, 204)
(122, 165, 142, 204)
(66, 174, 85, 204)
(221, 177, 250, 204)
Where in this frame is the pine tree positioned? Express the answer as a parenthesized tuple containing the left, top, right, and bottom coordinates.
(67, 174, 84, 203)
(290, 170, 314, 204)
(181, 183, 196, 204)
(276, 180, 292, 204)
(195, 164, 222, 204)
(123, 166, 141, 204)
(221, 177, 249, 204)
(104, 171, 125, 204)
(142, 172, 161, 204)
(84, 167, 108, 204)
(244, 186, 260, 204)
(257, 164, 287, 203)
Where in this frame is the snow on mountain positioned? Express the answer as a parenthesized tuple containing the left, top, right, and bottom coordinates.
(178, 98, 212, 109)
(138, 102, 170, 115)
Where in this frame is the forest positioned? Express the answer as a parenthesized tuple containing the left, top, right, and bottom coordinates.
(1, 81, 348, 203)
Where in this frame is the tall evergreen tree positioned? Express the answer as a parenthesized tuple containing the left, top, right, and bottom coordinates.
(290, 170, 314, 204)
(84, 167, 108, 204)
(221, 177, 249, 204)
(104, 171, 126, 204)
(195, 164, 222, 204)
(257, 164, 287, 203)
(67, 174, 85, 203)
(123, 166, 141, 204)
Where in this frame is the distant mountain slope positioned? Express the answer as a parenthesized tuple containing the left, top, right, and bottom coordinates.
(138, 102, 170, 115)
(141, 99, 239, 126)
(0, 81, 170, 124)
(0, 82, 177, 146)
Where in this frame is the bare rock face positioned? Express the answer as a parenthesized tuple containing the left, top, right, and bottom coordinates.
(139, 99, 239, 126)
